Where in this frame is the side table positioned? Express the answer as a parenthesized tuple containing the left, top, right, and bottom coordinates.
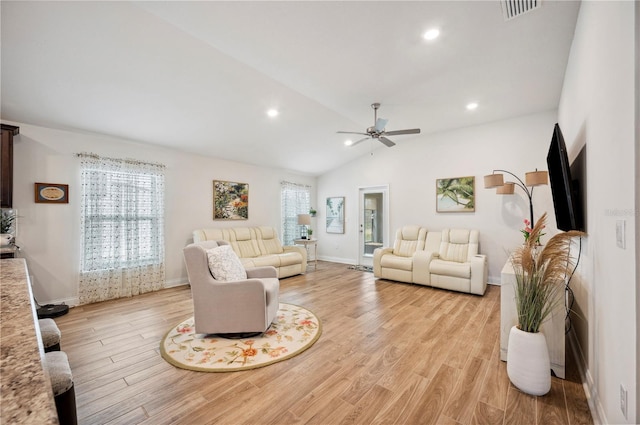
(0, 245, 18, 259)
(294, 239, 317, 271)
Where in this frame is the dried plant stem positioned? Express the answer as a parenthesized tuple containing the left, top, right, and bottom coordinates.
(510, 212, 585, 333)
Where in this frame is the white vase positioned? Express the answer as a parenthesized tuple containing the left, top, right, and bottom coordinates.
(506, 325, 551, 396)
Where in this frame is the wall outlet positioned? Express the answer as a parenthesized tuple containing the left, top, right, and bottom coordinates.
(620, 383, 628, 419)
(616, 220, 626, 249)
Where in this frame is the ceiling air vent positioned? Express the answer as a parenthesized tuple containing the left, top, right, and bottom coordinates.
(501, 0, 541, 21)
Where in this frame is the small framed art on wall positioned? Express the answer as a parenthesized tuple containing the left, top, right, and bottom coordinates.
(34, 182, 69, 204)
(326, 196, 345, 233)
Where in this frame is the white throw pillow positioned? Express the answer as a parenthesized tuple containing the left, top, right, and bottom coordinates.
(206, 245, 247, 281)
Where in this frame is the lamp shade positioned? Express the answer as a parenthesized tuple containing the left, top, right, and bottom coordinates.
(484, 173, 504, 188)
(525, 170, 548, 186)
(496, 182, 515, 194)
(297, 214, 311, 225)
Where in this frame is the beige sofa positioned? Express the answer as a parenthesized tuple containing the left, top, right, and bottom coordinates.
(193, 226, 307, 278)
(373, 226, 488, 295)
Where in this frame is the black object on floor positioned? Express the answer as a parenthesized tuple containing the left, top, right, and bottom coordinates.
(217, 331, 263, 339)
(37, 304, 69, 319)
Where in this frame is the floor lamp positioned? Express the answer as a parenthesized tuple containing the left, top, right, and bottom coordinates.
(297, 213, 311, 239)
(484, 169, 548, 228)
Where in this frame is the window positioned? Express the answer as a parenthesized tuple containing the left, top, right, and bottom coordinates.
(280, 181, 310, 246)
(78, 153, 165, 304)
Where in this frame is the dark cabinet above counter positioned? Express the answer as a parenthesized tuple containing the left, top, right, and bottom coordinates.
(1, 124, 20, 209)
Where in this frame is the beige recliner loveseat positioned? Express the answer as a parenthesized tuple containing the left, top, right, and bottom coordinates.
(193, 226, 307, 278)
(374, 226, 488, 295)
(373, 225, 428, 284)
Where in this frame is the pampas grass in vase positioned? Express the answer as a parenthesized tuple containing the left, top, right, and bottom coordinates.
(510, 212, 585, 333)
(507, 212, 585, 395)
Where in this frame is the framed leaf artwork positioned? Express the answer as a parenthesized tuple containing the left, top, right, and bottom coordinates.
(436, 176, 475, 212)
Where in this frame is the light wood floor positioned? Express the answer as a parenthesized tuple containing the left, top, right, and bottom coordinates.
(55, 261, 593, 425)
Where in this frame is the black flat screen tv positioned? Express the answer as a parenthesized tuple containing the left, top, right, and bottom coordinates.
(546, 123, 584, 231)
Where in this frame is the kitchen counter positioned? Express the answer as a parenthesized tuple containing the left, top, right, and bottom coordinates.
(1, 258, 58, 424)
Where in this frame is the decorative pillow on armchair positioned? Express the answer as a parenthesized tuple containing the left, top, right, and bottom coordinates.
(206, 245, 247, 281)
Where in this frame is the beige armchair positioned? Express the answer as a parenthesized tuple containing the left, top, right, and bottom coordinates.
(183, 240, 280, 335)
(427, 228, 487, 295)
(373, 225, 427, 283)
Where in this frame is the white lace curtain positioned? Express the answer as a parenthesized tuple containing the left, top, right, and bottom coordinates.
(281, 181, 311, 246)
(78, 153, 165, 304)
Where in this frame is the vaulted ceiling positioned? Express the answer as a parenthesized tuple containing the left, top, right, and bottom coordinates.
(0, 1, 580, 175)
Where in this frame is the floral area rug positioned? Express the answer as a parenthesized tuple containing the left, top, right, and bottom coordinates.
(160, 303, 321, 372)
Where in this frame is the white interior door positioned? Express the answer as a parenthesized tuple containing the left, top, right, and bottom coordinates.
(358, 185, 389, 268)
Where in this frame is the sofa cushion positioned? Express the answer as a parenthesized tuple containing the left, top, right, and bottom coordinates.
(233, 227, 253, 241)
(394, 240, 419, 257)
(257, 227, 285, 255)
(439, 229, 471, 262)
(278, 251, 303, 267)
(430, 258, 471, 278)
(245, 254, 281, 268)
(380, 254, 413, 271)
(392, 226, 426, 257)
(225, 228, 259, 258)
(207, 245, 247, 281)
(231, 240, 260, 258)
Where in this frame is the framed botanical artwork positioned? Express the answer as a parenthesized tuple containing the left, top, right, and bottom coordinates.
(326, 196, 345, 234)
(436, 176, 475, 212)
(213, 180, 248, 220)
(34, 182, 69, 204)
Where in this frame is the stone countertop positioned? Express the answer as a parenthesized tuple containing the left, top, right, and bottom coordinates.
(1, 258, 58, 424)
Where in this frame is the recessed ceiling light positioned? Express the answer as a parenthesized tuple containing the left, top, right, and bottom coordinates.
(344, 140, 353, 146)
(423, 28, 440, 41)
(266, 109, 279, 117)
(466, 102, 479, 111)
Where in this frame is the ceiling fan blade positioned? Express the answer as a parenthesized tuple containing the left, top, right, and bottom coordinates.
(384, 128, 421, 136)
(350, 137, 370, 147)
(337, 131, 369, 136)
(378, 136, 396, 147)
(374, 118, 388, 132)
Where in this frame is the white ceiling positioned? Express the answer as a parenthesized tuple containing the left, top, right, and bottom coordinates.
(0, 1, 580, 176)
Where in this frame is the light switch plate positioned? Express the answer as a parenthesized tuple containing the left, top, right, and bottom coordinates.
(616, 220, 626, 249)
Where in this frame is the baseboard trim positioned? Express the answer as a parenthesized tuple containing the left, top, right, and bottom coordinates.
(165, 278, 188, 288)
(39, 280, 188, 308)
(567, 327, 603, 424)
(38, 296, 80, 308)
(317, 256, 356, 265)
(488, 275, 501, 285)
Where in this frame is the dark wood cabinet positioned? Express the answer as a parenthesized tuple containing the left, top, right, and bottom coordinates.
(1, 124, 19, 208)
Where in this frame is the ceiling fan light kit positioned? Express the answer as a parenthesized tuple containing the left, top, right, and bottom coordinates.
(338, 103, 420, 148)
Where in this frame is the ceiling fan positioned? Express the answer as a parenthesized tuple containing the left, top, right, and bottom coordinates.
(337, 103, 420, 147)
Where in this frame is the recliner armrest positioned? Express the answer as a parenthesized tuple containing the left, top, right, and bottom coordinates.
(413, 250, 436, 285)
(469, 254, 488, 295)
(373, 247, 394, 277)
(283, 245, 307, 266)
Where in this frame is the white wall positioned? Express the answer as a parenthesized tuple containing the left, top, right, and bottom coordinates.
(9, 122, 316, 305)
(557, 1, 637, 423)
(316, 110, 559, 283)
